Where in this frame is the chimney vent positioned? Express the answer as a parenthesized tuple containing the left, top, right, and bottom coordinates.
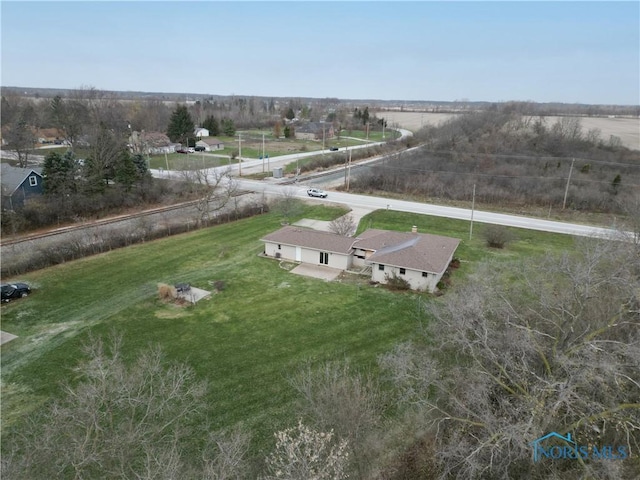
(411, 226, 418, 233)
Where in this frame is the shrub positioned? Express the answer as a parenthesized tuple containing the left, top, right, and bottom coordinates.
(385, 273, 411, 291)
(482, 225, 516, 249)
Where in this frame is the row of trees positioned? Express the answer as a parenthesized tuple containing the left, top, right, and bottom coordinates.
(3, 234, 638, 478)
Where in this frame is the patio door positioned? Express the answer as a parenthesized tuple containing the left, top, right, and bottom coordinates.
(319, 252, 329, 265)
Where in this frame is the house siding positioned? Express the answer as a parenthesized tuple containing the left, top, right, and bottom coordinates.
(264, 241, 351, 270)
(370, 251, 455, 292)
(1, 168, 44, 210)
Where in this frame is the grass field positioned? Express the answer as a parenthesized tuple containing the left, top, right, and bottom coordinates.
(0, 206, 577, 452)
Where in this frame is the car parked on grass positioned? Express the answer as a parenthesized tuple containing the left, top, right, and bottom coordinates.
(307, 188, 328, 198)
(176, 148, 188, 154)
(188, 147, 195, 153)
(194, 146, 206, 152)
(1, 282, 31, 303)
(329, 147, 339, 151)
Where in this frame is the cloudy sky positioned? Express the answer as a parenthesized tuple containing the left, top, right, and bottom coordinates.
(1, 1, 638, 105)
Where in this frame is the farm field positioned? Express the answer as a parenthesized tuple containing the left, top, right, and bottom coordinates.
(377, 111, 640, 150)
(0, 206, 577, 453)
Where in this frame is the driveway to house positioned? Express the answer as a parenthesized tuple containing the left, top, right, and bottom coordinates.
(293, 206, 374, 233)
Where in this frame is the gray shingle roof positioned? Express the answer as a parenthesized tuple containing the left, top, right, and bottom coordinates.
(0, 164, 43, 195)
(353, 229, 460, 274)
(261, 226, 354, 254)
(260, 226, 460, 274)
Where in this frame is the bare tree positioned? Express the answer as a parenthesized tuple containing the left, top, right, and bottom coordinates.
(3, 118, 36, 167)
(179, 167, 237, 226)
(2, 334, 253, 479)
(1, 334, 210, 479)
(202, 427, 252, 480)
(263, 420, 350, 480)
(273, 188, 303, 225)
(328, 214, 356, 236)
(381, 238, 640, 479)
(289, 361, 386, 478)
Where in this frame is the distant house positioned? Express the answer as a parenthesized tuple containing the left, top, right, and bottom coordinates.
(261, 225, 460, 292)
(295, 122, 335, 141)
(36, 128, 66, 145)
(196, 137, 225, 151)
(194, 127, 209, 138)
(129, 131, 174, 155)
(1, 164, 44, 210)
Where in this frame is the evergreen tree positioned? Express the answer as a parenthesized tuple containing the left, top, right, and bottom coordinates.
(132, 153, 149, 178)
(167, 105, 195, 144)
(285, 107, 296, 120)
(114, 151, 139, 191)
(42, 150, 78, 196)
(221, 118, 236, 137)
(202, 115, 219, 136)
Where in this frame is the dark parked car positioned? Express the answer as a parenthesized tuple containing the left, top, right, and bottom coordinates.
(176, 148, 189, 154)
(329, 147, 339, 151)
(1, 282, 31, 303)
(194, 146, 206, 152)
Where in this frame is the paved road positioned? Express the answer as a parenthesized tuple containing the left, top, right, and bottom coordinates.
(149, 129, 630, 240)
(235, 179, 628, 240)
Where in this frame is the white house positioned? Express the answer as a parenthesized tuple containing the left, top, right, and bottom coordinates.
(354, 228, 460, 292)
(194, 127, 209, 138)
(196, 137, 225, 151)
(261, 226, 460, 292)
(261, 226, 355, 270)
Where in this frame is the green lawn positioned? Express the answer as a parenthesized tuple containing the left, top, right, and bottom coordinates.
(148, 153, 235, 170)
(0, 206, 577, 452)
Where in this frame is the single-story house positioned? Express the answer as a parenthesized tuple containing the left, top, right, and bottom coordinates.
(261, 225, 460, 292)
(261, 226, 355, 270)
(196, 138, 225, 151)
(295, 122, 335, 141)
(353, 228, 460, 292)
(194, 127, 209, 138)
(1, 164, 44, 210)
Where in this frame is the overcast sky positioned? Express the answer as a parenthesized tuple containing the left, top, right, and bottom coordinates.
(1, 1, 638, 105)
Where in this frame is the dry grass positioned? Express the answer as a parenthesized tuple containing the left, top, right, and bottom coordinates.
(157, 283, 176, 301)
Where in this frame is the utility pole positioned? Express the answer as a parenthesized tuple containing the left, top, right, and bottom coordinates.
(469, 183, 476, 240)
(262, 133, 265, 173)
(321, 122, 325, 154)
(238, 133, 242, 176)
(562, 158, 575, 210)
(346, 149, 352, 191)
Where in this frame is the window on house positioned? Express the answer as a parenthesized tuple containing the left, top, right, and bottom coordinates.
(378, 264, 385, 271)
(399, 268, 406, 275)
(422, 272, 428, 277)
(278, 244, 281, 250)
(319, 252, 329, 265)
(29, 176, 38, 186)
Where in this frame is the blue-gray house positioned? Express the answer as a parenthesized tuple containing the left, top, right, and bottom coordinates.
(1, 164, 44, 210)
